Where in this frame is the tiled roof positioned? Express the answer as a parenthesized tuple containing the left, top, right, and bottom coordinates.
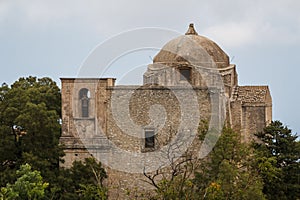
(237, 86, 271, 103)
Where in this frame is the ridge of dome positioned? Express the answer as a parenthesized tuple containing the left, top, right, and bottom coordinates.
(153, 24, 229, 68)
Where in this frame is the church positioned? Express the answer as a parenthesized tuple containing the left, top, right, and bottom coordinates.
(59, 23, 272, 198)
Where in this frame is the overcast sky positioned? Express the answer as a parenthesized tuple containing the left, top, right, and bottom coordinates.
(0, 0, 299, 134)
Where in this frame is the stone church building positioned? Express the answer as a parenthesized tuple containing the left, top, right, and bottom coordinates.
(60, 24, 272, 198)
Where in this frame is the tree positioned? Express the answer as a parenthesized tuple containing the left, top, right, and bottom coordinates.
(0, 76, 63, 196)
(143, 153, 198, 200)
(0, 76, 109, 199)
(0, 163, 48, 200)
(0, 76, 107, 200)
(52, 158, 108, 200)
(142, 124, 265, 200)
(254, 121, 300, 200)
(194, 127, 265, 200)
(142, 126, 200, 200)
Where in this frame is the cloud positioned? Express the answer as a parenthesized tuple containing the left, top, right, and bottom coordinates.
(0, 1, 14, 22)
(200, 0, 300, 47)
(0, 0, 299, 135)
(202, 22, 258, 48)
(1, 0, 300, 46)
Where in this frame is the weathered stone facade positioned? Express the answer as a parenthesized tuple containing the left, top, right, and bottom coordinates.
(60, 24, 272, 199)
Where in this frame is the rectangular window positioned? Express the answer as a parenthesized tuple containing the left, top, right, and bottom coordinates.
(145, 130, 155, 148)
(179, 69, 191, 81)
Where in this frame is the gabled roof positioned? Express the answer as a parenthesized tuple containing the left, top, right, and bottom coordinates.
(236, 86, 272, 104)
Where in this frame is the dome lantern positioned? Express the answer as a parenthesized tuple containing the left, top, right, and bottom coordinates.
(185, 23, 198, 35)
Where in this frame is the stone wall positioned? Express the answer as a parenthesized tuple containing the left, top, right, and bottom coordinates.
(103, 85, 212, 198)
(106, 85, 211, 151)
(60, 77, 272, 199)
(60, 78, 115, 168)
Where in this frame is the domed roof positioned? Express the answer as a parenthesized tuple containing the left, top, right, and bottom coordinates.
(153, 24, 229, 68)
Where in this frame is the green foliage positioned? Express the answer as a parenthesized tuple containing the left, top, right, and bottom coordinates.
(254, 121, 300, 200)
(194, 127, 265, 200)
(52, 158, 108, 200)
(78, 184, 107, 200)
(0, 163, 48, 200)
(145, 126, 265, 200)
(0, 77, 63, 189)
(142, 150, 199, 199)
(1, 76, 298, 199)
(0, 76, 108, 199)
(154, 175, 196, 200)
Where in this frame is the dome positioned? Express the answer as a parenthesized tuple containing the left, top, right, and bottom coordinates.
(153, 24, 229, 68)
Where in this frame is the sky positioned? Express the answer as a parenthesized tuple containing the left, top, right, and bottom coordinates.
(0, 0, 299, 134)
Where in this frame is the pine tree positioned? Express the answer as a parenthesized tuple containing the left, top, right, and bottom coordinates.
(254, 121, 300, 200)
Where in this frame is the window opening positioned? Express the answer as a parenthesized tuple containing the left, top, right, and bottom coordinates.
(79, 88, 89, 117)
(145, 129, 155, 148)
(179, 68, 191, 81)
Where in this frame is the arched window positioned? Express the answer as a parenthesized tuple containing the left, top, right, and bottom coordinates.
(79, 88, 90, 117)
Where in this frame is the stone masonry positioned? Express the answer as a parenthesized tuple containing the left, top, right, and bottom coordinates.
(60, 24, 272, 199)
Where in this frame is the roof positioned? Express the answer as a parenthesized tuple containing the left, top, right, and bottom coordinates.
(236, 86, 272, 104)
(153, 23, 229, 68)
